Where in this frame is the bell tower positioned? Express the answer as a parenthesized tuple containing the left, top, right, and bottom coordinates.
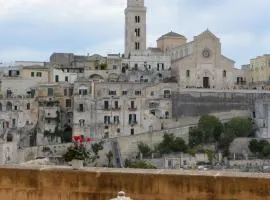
(125, 0, 147, 57)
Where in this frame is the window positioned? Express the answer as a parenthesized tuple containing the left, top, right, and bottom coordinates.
(104, 101, 109, 109)
(79, 119, 85, 127)
(79, 89, 88, 95)
(114, 116, 120, 124)
(164, 90, 171, 98)
(135, 16, 140, 23)
(69, 88, 74, 96)
(117, 128, 120, 133)
(66, 99, 71, 108)
(6, 102, 12, 111)
(14, 106, 18, 111)
(12, 119, 16, 127)
(122, 91, 127, 95)
(186, 70, 190, 78)
(109, 90, 116, 95)
(79, 104, 84, 112)
(223, 70, 227, 78)
(27, 103, 30, 110)
(151, 91, 154, 96)
(36, 72, 42, 77)
(31, 72, 35, 77)
(135, 90, 141, 96)
(131, 128, 134, 135)
(131, 101, 135, 109)
(104, 116, 110, 124)
(0, 103, 2, 111)
(65, 76, 68, 82)
(135, 28, 140, 37)
(134, 64, 138, 70)
(114, 101, 119, 109)
(135, 42, 140, 50)
(48, 88, 53, 96)
(64, 89, 68, 96)
(129, 114, 137, 125)
(113, 65, 117, 70)
(55, 75, 59, 82)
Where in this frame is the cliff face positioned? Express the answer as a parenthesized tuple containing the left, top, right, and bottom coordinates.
(0, 166, 269, 200)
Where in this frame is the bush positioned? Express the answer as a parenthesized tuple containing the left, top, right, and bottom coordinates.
(124, 159, 156, 169)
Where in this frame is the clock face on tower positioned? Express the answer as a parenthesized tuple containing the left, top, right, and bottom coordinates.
(202, 48, 210, 58)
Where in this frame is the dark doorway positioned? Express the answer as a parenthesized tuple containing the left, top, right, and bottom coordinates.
(203, 77, 210, 88)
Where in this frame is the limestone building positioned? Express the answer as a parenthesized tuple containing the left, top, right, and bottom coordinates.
(250, 54, 270, 85)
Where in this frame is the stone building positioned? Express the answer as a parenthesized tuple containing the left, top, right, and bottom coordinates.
(20, 65, 51, 83)
(36, 82, 73, 145)
(250, 54, 270, 86)
(72, 78, 177, 139)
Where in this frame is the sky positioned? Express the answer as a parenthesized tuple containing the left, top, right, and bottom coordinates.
(0, 0, 270, 67)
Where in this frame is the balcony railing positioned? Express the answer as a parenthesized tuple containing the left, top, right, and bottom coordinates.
(111, 107, 121, 111)
(128, 107, 137, 111)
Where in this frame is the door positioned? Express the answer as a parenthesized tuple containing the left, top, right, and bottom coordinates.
(203, 77, 209, 88)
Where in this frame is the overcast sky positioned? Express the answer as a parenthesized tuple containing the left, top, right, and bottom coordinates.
(0, 0, 270, 66)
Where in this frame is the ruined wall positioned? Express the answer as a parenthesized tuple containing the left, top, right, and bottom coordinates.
(172, 90, 270, 117)
(0, 166, 269, 200)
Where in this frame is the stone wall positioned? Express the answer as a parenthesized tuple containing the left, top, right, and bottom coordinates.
(172, 90, 270, 117)
(0, 166, 269, 200)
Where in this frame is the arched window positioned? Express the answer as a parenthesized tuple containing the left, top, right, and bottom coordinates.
(223, 70, 227, 78)
(6, 102, 12, 111)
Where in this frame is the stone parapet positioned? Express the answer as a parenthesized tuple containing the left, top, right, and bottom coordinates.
(0, 166, 269, 200)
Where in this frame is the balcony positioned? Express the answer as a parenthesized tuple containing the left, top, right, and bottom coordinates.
(128, 107, 137, 111)
(111, 106, 121, 111)
(149, 102, 159, 109)
(129, 121, 138, 126)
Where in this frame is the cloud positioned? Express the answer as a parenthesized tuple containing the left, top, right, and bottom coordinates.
(0, 0, 269, 65)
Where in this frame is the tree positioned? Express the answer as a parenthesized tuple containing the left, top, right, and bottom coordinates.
(91, 141, 104, 160)
(249, 139, 260, 155)
(249, 139, 270, 159)
(156, 134, 187, 154)
(189, 128, 203, 148)
(198, 115, 223, 143)
(226, 117, 253, 137)
(262, 144, 270, 158)
(138, 142, 152, 158)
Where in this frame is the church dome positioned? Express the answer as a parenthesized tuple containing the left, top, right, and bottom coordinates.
(157, 31, 186, 41)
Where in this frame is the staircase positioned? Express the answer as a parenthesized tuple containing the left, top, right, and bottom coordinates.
(111, 140, 123, 168)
